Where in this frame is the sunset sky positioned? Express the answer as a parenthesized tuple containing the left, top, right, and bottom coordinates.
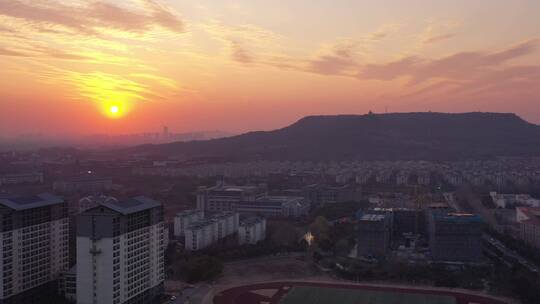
(1, 0, 540, 136)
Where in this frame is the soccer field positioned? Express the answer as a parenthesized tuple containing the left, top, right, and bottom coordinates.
(280, 286, 457, 304)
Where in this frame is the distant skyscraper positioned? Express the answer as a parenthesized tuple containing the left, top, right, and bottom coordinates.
(0, 193, 69, 303)
(76, 197, 165, 304)
(162, 126, 169, 139)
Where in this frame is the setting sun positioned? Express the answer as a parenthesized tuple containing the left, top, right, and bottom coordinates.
(110, 105, 119, 114)
(102, 101, 128, 119)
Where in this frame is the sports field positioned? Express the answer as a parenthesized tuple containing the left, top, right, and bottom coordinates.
(280, 286, 457, 304)
(214, 281, 509, 304)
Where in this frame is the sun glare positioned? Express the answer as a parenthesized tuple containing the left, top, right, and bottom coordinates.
(110, 105, 119, 114)
(103, 102, 126, 119)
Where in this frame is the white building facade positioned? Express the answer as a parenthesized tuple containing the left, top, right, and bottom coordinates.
(173, 209, 204, 238)
(76, 196, 165, 304)
(490, 192, 540, 208)
(184, 212, 239, 251)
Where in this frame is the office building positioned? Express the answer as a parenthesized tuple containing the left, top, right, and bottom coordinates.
(428, 212, 483, 262)
(76, 196, 165, 304)
(196, 181, 308, 218)
(173, 209, 204, 238)
(235, 196, 309, 218)
(393, 208, 420, 237)
(238, 217, 266, 245)
(196, 181, 266, 212)
(357, 214, 391, 258)
(0, 193, 69, 303)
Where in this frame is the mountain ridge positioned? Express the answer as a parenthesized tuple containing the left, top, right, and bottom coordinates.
(128, 112, 540, 161)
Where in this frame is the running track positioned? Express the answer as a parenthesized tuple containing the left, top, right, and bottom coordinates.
(213, 281, 510, 304)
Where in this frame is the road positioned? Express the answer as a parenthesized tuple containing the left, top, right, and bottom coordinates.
(164, 283, 213, 304)
(483, 234, 539, 274)
(223, 252, 305, 266)
(450, 191, 539, 275)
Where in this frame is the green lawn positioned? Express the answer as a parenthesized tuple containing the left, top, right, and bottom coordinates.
(280, 286, 456, 304)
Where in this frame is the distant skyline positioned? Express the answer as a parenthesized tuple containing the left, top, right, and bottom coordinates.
(1, 0, 540, 136)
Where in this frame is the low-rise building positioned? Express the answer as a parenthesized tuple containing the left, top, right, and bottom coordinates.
(53, 175, 112, 194)
(238, 217, 266, 245)
(185, 220, 217, 251)
(489, 192, 540, 208)
(396, 171, 409, 185)
(58, 266, 77, 301)
(417, 171, 431, 185)
(0, 172, 43, 185)
(516, 207, 540, 250)
(184, 212, 239, 251)
(173, 209, 204, 238)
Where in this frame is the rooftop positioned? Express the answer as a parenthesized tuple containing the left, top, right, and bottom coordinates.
(176, 209, 203, 217)
(240, 216, 265, 226)
(0, 193, 64, 210)
(433, 212, 482, 222)
(100, 196, 161, 215)
(360, 214, 386, 221)
(209, 211, 237, 219)
(57, 175, 111, 183)
(204, 184, 263, 192)
(517, 207, 540, 225)
(187, 219, 217, 230)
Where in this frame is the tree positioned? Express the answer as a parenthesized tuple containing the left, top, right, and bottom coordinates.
(335, 239, 350, 256)
(309, 216, 330, 240)
(175, 255, 223, 283)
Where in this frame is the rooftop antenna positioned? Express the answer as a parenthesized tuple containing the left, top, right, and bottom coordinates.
(385, 105, 388, 113)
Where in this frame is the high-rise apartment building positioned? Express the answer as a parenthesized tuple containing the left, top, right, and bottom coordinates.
(0, 193, 69, 303)
(76, 196, 165, 304)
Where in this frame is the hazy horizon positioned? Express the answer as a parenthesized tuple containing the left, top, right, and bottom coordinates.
(1, 110, 538, 139)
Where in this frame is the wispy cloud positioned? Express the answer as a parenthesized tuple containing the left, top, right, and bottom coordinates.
(354, 39, 539, 83)
(0, 0, 185, 36)
(423, 33, 456, 44)
(230, 41, 255, 64)
(0, 47, 31, 57)
(308, 43, 358, 75)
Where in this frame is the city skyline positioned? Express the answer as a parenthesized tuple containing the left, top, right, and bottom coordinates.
(1, 0, 540, 136)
